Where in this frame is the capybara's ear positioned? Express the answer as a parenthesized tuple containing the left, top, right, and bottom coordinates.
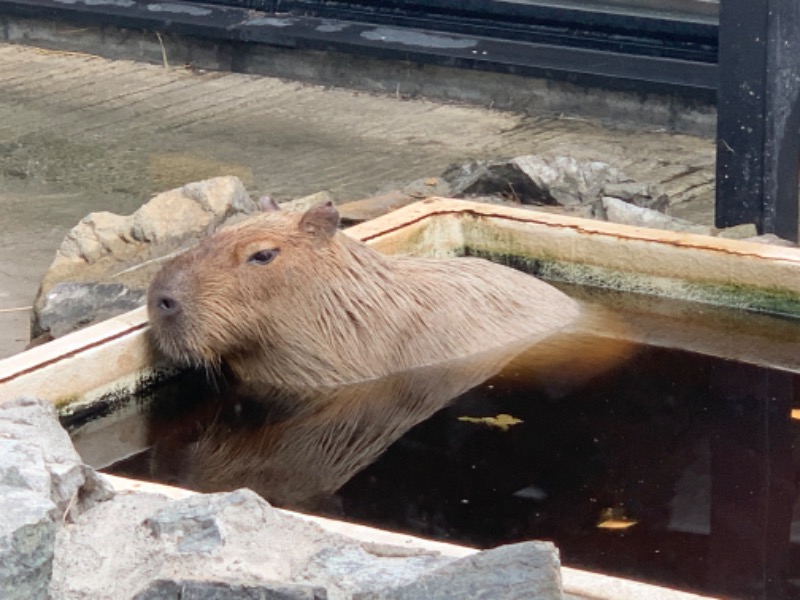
(259, 195, 281, 212)
(299, 201, 339, 238)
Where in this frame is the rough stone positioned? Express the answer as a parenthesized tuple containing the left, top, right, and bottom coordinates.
(443, 158, 547, 202)
(133, 579, 328, 600)
(144, 489, 280, 555)
(36, 282, 147, 338)
(53, 487, 474, 600)
(58, 211, 131, 264)
(53, 489, 334, 598)
(602, 197, 711, 234)
(51, 492, 173, 599)
(512, 155, 621, 206)
(602, 180, 669, 212)
(46, 467, 568, 600)
(0, 397, 112, 516)
(0, 397, 113, 599)
(303, 545, 451, 597)
(0, 487, 57, 600)
(129, 190, 212, 245)
(442, 155, 666, 211)
(354, 541, 562, 600)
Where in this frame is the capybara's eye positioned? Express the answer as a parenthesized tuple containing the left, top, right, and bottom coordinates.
(247, 249, 280, 265)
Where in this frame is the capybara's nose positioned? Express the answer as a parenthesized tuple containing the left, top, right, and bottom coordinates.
(153, 293, 182, 317)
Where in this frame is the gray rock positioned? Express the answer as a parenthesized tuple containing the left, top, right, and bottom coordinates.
(0, 397, 112, 517)
(303, 545, 452, 597)
(601, 197, 711, 234)
(53, 482, 567, 600)
(133, 579, 328, 599)
(37, 282, 147, 338)
(602, 180, 669, 212)
(356, 541, 562, 600)
(443, 158, 550, 203)
(53, 488, 333, 598)
(513, 155, 621, 207)
(0, 397, 113, 599)
(0, 487, 57, 600)
(144, 488, 281, 555)
(52, 492, 175, 599)
(443, 155, 629, 207)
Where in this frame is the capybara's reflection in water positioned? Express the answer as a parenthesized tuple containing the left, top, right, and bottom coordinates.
(145, 326, 632, 510)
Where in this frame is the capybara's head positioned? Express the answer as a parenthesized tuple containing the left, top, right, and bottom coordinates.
(147, 202, 346, 375)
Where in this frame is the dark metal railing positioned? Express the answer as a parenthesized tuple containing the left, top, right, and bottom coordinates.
(715, 0, 800, 241)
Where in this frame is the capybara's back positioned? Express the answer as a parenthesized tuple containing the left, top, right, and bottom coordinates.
(147, 202, 584, 389)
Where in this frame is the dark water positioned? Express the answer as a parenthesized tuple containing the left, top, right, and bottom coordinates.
(65, 287, 800, 600)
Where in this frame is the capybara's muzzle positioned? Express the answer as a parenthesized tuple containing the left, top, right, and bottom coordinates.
(150, 291, 182, 319)
(147, 268, 186, 325)
(147, 267, 192, 361)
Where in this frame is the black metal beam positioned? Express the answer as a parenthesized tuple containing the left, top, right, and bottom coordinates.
(0, 0, 717, 96)
(715, 0, 800, 241)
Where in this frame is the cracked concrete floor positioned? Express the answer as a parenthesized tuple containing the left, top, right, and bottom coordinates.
(0, 42, 716, 358)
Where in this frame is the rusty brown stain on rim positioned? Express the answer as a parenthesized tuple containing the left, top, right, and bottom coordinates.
(0, 320, 148, 386)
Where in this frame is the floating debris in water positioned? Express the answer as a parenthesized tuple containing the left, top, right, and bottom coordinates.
(597, 507, 638, 530)
(512, 485, 548, 501)
(457, 413, 524, 431)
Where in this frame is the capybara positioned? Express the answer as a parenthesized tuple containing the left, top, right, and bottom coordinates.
(147, 201, 586, 389)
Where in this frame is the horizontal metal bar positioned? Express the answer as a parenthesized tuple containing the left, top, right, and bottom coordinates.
(0, 0, 717, 95)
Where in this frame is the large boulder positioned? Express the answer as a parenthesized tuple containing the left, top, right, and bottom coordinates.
(442, 155, 668, 211)
(0, 397, 112, 599)
(52, 487, 564, 599)
(354, 541, 562, 600)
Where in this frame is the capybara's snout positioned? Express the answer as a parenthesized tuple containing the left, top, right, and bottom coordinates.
(147, 268, 185, 322)
(149, 287, 182, 319)
(147, 265, 192, 354)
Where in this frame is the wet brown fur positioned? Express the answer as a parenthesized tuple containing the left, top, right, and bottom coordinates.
(147, 203, 583, 389)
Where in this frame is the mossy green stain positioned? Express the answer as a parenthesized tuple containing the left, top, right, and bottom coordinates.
(462, 247, 800, 319)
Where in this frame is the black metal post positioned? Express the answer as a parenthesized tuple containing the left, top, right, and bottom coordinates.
(715, 0, 800, 242)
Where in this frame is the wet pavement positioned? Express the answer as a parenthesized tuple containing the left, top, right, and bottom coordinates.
(0, 41, 716, 358)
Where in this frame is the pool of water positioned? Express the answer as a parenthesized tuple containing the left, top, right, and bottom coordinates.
(64, 284, 800, 599)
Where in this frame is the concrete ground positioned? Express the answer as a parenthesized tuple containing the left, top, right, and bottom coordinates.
(0, 41, 716, 359)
